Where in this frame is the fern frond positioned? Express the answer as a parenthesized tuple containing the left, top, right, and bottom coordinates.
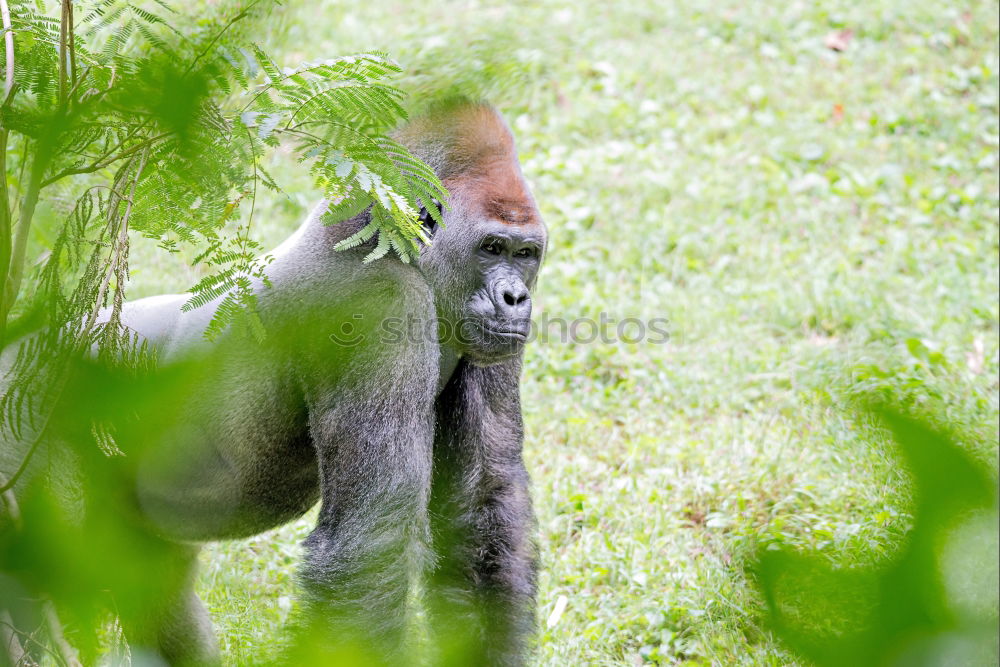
(333, 219, 379, 251)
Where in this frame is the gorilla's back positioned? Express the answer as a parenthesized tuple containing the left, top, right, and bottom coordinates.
(111, 210, 432, 541)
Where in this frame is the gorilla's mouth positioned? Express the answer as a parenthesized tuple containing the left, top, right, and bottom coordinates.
(482, 324, 529, 341)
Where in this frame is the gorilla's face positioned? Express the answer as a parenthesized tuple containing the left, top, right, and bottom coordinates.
(418, 163, 546, 366)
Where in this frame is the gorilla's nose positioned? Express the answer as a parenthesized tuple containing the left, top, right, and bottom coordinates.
(495, 280, 531, 320)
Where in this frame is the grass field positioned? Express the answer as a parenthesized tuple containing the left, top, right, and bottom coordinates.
(124, 1, 1000, 664)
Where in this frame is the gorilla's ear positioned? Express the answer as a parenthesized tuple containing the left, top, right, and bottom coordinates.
(418, 199, 444, 237)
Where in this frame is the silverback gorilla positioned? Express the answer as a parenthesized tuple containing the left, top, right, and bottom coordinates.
(99, 103, 546, 664)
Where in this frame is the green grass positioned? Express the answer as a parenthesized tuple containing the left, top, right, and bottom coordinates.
(125, 0, 999, 663)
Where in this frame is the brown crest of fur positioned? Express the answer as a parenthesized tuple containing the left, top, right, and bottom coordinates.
(396, 101, 516, 179)
(397, 101, 541, 228)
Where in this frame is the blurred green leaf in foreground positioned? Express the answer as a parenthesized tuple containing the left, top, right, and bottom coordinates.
(756, 408, 999, 666)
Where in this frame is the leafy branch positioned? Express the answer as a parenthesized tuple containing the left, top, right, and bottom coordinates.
(0, 0, 448, 502)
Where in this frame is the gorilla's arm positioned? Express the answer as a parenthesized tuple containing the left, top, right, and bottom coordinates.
(294, 278, 439, 662)
(428, 358, 538, 666)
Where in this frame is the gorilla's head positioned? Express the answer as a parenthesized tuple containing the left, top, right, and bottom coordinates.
(402, 103, 547, 366)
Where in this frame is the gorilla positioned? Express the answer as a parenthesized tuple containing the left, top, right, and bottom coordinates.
(69, 102, 545, 665)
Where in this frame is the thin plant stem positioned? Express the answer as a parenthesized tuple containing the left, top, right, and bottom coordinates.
(0, 0, 12, 101)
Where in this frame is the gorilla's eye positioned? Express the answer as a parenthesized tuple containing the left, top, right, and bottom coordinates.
(513, 247, 535, 259)
(418, 205, 439, 236)
(480, 239, 504, 255)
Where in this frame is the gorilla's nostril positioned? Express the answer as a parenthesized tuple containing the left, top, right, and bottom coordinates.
(515, 294, 528, 305)
(503, 292, 516, 306)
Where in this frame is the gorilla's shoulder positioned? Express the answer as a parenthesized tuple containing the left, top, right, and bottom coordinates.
(264, 246, 434, 327)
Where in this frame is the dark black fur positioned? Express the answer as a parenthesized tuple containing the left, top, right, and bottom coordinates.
(428, 359, 538, 665)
